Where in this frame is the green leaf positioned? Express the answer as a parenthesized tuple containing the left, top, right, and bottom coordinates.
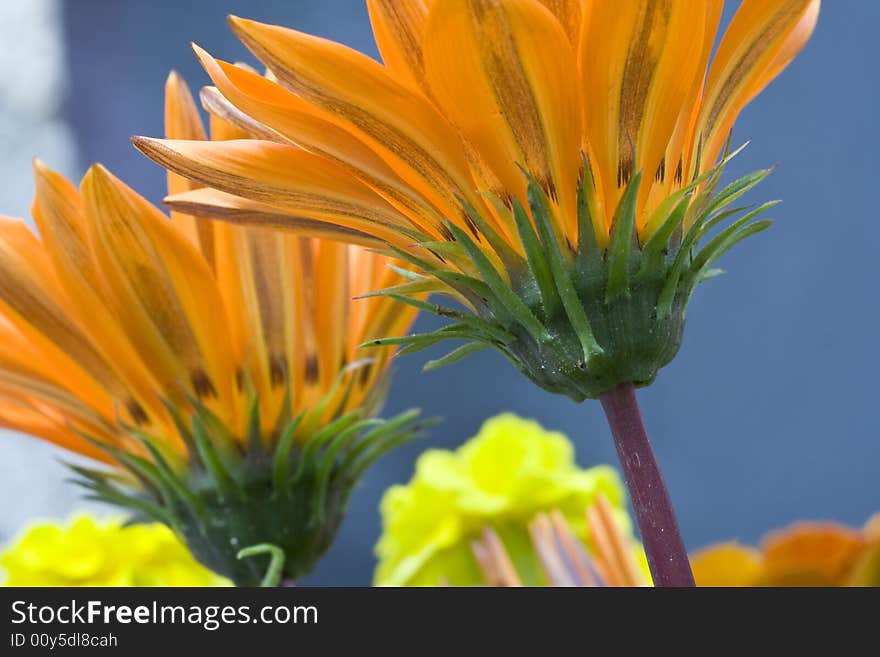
(688, 213, 775, 287)
(575, 171, 604, 279)
(272, 412, 304, 493)
(423, 342, 489, 372)
(526, 178, 603, 362)
(512, 198, 560, 318)
(311, 418, 381, 520)
(192, 415, 242, 502)
(684, 220, 771, 308)
(605, 172, 642, 300)
(699, 168, 773, 220)
(341, 409, 423, 473)
(245, 395, 264, 459)
(387, 264, 428, 281)
(355, 279, 444, 300)
(447, 221, 549, 344)
(293, 412, 362, 482)
(638, 192, 691, 281)
(456, 194, 523, 275)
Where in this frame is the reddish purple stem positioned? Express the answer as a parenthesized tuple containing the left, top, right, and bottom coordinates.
(599, 383, 695, 587)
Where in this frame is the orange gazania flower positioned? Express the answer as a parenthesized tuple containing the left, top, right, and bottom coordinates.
(0, 73, 422, 586)
(692, 514, 880, 587)
(135, 0, 820, 401)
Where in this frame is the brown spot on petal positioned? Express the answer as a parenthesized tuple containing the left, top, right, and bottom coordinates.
(191, 369, 216, 398)
(304, 354, 320, 384)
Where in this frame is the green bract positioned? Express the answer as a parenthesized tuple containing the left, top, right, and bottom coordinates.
(70, 388, 429, 586)
(366, 147, 776, 401)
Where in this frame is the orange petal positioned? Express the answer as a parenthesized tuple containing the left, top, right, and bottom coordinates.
(133, 137, 416, 248)
(194, 47, 447, 238)
(227, 16, 492, 231)
(366, 0, 431, 91)
(31, 161, 168, 426)
(759, 522, 865, 586)
(200, 85, 289, 143)
(423, 0, 581, 241)
(164, 71, 218, 267)
(663, 0, 724, 189)
(698, 0, 820, 169)
(165, 188, 385, 247)
(536, 0, 582, 44)
(690, 542, 764, 587)
(580, 0, 711, 231)
(0, 217, 119, 420)
(81, 165, 240, 422)
(0, 394, 112, 463)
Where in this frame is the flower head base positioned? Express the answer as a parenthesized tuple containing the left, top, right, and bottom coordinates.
(371, 153, 775, 399)
(1, 514, 230, 587)
(0, 74, 425, 585)
(692, 515, 880, 587)
(135, 0, 818, 400)
(374, 413, 643, 586)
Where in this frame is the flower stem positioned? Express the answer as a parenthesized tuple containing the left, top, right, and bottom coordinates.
(598, 383, 694, 587)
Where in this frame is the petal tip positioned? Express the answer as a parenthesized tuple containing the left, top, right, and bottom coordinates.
(191, 42, 211, 62)
(165, 69, 183, 86)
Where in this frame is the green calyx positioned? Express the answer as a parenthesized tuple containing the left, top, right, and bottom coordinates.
(368, 146, 776, 402)
(70, 394, 429, 586)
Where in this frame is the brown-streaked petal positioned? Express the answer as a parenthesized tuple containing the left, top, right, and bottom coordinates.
(366, 0, 431, 91)
(0, 218, 131, 417)
(536, 0, 582, 44)
(0, 318, 133, 457)
(313, 241, 349, 396)
(662, 0, 724, 190)
(165, 188, 386, 248)
(580, 1, 710, 231)
(164, 71, 218, 267)
(217, 224, 300, 428)
(194, 47, 447, 238)
(200, 85, 289, 143)
(227, 16, 494, 232)
(165, 70, 207, 144)
(81, 165, 240, 423)
(424, 0, 581, 241)
(133, 137, 418, 248)
(31, 161, 169, 426)
(698, 0, 820, 170)
(0, 392, 113, 463)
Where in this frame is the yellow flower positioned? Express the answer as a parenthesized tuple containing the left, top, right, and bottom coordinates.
(1, 514, 230, 587)
(374, 413, 645, 586)
(0, 73, 424, 585)
(135, 0, 820, 401)
(692, 515, 880, 587)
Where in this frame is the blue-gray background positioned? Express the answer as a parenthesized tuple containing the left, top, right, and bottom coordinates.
(3, 1, 877, 585)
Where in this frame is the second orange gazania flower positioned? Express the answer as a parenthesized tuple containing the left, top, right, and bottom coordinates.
(0, 73, 424, 586)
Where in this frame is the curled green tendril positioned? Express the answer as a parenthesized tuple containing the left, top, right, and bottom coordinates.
(236, 543, 286, 587)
